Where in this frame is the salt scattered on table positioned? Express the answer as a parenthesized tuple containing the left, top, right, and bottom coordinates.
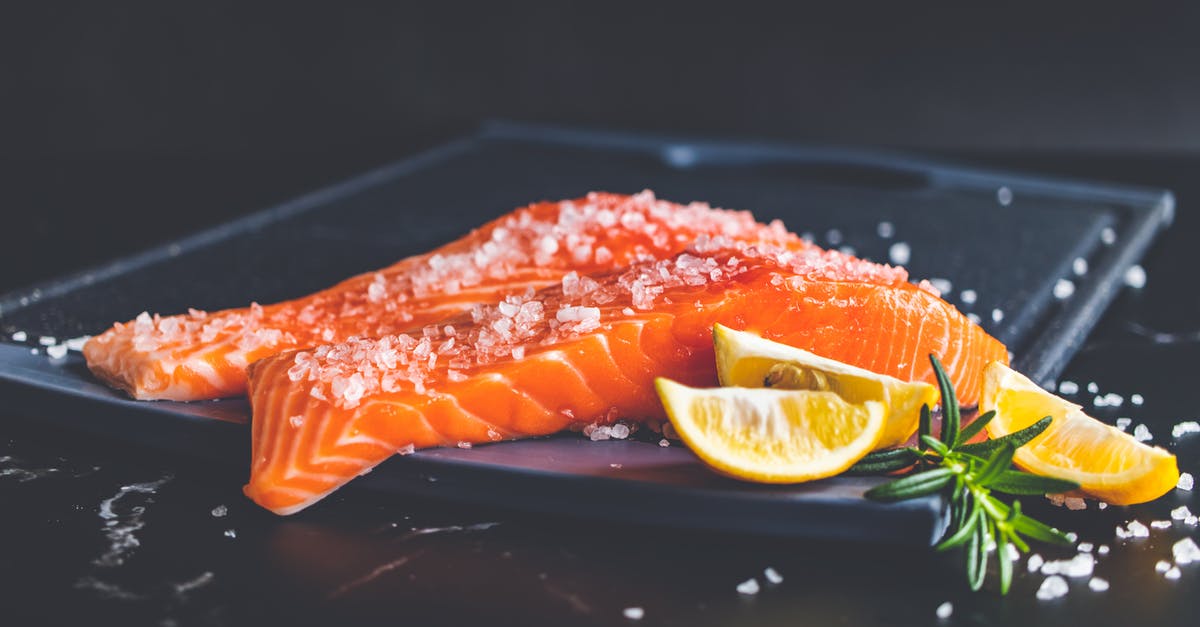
(991, 308, 1004, 323)
(1036, 575, 1068, 600)
(1041, 553, 1094, 578)
(223, 529, 237, 539)
(960, 289, 977, 305)
(1097, 545, 1110, 555)
(1173, 537, 1200, 565)
(1115, 417, 1132, 431)
(1077, 542, 1094, 553)
(967, 313, 982, 324)
(936, 601, 953, 619)
(38, 336, 56, 346)
(1151, 520, 1172, 530)
(929, 278, 953, 295)
(1087, 382, 1100, 393)
(1101, 227, 1117, 245)
(1178, 472, 1194, 491)
(1155, 560, 1171, 573)
(1165, 566, 1181, 580)
(1058, 380, 1079, 395)
(211, 505, 227, 518)
(10, 331, 26, 342)
(1133, 424, 1152, 442)
(658, 439, 670, 448)
(763, 567, 783, 584)
(876, 221, 895, 238)
(622, 607, 644, 620)
(1027, 553, 1044, 572)
(1088, 577, 1109, 592)
(736, 578, 760, 595)
(888, 242, 911, 265)
(1127, 520, 1150, 537)
(46, 344, 68, 359)
(825, 229, 843, 246)
(1172, 421, 1200, 438)
(1170, 506, 1193, 521)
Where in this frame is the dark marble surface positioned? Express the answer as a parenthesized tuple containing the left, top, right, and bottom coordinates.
(1, 153, 1198, 626)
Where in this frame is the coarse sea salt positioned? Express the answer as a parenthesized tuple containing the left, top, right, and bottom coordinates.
(997, 186, 1014, 206)
(1151, 520, 1172, 529)
(736, 578, 760, 595)
(1178, 472, 1194, 491)
(876, 221, 895, 238)
(1130, 393, 1144, 406)
(658, 439, 670, 448)
(929, 278, 953, 295)
(1173, 421, 1200, 438)
(1165, 566, 1181, 580)
(1101, 227, 1117, 245)
(1041, 553, 1094, 578)
(1133, 424, 1152, 442)
(46, 344, 68, 359)
(888, 242, 911, 265)
(1127, 520, 1150, 538)
(1174, 537, 1200, 564)
(967, 313, 982, 324)
(623, 607, 644, 620)
(1072, 257, 1089, 276)
(763, 567, 783, 584)
(1155, 560, 1172, 573)
(991, 308, 1004, 323)
(960, 289, 977, 305)
(1124, 264, 1147, 289)
(1053, 279, 1075, 299)
(1115, 417, 1132, 431)
(1036, 575, 1068, 600)
(11, 331, 27, 342)
(1077, 542, 1094, 553)
(1088, 382, 1099, 393)
(211, 505, 227, 518)
(38, 336, 56, 346)
(1027, 553, 1044, 572)
(1088, 577, 1109, 591)
(1097, 545, 1110, 555)
(1171, 506, 1193, 521)
(1058, 380, 1079, 395)
(936, 601, 953, 619)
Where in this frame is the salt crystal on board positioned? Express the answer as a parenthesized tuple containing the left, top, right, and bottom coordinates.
(960, 289, 977, 305)
(997, 186, 1014, 206)
(46, 344, 68, 359)
(1073, 258, 1089, 276)
(876, 221, 895, 238)
(992, 308, 1004, 323)
(1101, 227, 1117, 245)
(1027, 554, 1044, 572)
(1151, 520, 1172, 530)
(1130, 394, 1144, 406)
(1126, 520, 1150, 537)
(1088, 577, 1109, 592)
(1165, 566, 1181, 580)
(211, 505, 227, 518)
(1124, 264, 1146, 289)
(936, 602, 953, 619)
(888, 242, 911, 265)
(736, 578, 760, 595)
(1170, 506, 1192, 521)
(1088, 382, 1099, 393)
(11, 331, 27, 342)
(1058, 380, 1079, 395)
(623, 607, 644, 620)
(1133, 424, 1152, 442)
(764, 567, 783, 584)
(1053, 279, 1075, 299)
(1178, 472, 1194, 491)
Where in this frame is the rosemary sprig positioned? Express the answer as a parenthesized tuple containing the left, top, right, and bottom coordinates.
(851, 355, 1079, 594)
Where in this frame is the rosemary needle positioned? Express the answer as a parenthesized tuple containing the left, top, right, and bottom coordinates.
(853, 355, 1078, 594)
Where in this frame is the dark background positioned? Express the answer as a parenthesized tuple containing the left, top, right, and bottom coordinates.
(1, 2, 1198, 291)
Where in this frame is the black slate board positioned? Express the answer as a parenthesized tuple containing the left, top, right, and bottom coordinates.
(0, 123, 1173, 544)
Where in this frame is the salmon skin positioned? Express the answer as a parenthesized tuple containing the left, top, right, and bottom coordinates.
(244, 238, 1008, 515)
(84, 192, 806, 401)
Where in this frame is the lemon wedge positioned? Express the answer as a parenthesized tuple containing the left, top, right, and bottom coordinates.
(980, 361, 1179, 505)
(655, 378, 887, 483)
(713, 324, 937, 449)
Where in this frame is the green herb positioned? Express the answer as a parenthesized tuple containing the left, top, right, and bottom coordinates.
(850, 355, 1078, 594)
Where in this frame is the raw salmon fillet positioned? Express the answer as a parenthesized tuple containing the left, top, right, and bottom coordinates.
(84, 192, 806, 401)
(244, 238, 1007, 514)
